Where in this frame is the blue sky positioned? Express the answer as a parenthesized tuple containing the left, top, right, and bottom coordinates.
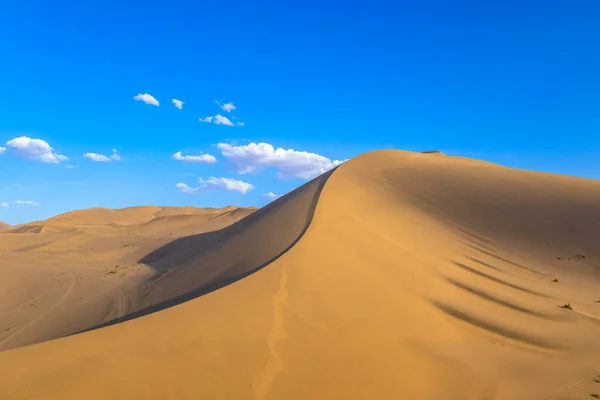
(1, 1, 599, 225)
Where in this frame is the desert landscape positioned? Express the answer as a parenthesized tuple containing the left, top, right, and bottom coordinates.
(1, 150, 600, 399)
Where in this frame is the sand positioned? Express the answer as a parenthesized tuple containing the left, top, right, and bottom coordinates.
(0, 222, 11, 232)
(1, 150, 600, 399)
(0, 205, 255, 351)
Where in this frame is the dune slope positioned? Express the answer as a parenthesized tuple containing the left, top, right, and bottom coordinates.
(0, 221, 11, 232)
(2, 150, 600, 399)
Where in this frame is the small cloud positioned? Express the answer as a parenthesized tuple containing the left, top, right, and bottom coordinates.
(0, 147, 5, 155)
(133, 93, 159, 106)
(199, 177, 253, 193)
(175, 182, 196, 193)
(83, 150, 120, 162)
(0, 202, 8, 208)
(213, 114, 234, 127)
(200, 115, 243, 127)
(15, 200, 41, 207)
(172, 99, 184, 110)
(84, 153, 112, 162)
(217, 142, 345, 179)
(215, 101, 236, 113)
(176, 177, 254, 194)
(6, 136, 68, 163)
(172, 151, 217, 164)
(262, 192, 280, 200)
(65, 164, 79, 169)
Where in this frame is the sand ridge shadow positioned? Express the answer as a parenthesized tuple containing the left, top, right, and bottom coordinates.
(444, 277, 558, 320)
(466, 256, 504, 273)
(452, 261, 550, 298)
(77, 168, 337, 334)
(465, 244, 549, 277)
(432, 301, 560, 350)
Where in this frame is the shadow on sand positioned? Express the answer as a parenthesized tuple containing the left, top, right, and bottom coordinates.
(77, 168, 336, 334)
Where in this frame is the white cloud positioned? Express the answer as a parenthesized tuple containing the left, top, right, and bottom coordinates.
(217, 142, 345, 179)
(133, 93, 159, 106)
(215, 101, 236, 113)
(200, 114, 243, 127)
(66, 164, 79, 169)
(6, 136, 68, 163)
(172, 99, 184, 109)
(262, 192, 280, 200)
(176, 177, 254, 194)
(172, 151, 217, 164)
(0, 147, 5, 155)
(0, 202, 8, 208)
(213, 114, 234, 127)
(15, 200, 41, 207)
(199, 177, 254, 193)
(175, 183, 196, 193)
(84, 153, 111, 162)
(83, 150, 121, 162)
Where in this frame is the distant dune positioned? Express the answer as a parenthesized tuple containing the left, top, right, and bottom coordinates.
(11, 205, 255, 232)
(0, 221, 11, 232)
(0, 205, 256, 351)
(2, 150, 600, 399)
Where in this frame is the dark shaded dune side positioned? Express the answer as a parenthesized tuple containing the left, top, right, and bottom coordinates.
(84, 169, 335, 332)
(139, 169, 334, 309)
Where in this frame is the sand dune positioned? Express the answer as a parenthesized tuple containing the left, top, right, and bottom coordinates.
(0, 221, 11, 232)
(2, 150, 600, 399)
(0, 205, 255, 351)
(12, 205, 253, 232)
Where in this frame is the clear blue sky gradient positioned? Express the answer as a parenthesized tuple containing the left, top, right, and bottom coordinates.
(1, 1, 599, 224)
